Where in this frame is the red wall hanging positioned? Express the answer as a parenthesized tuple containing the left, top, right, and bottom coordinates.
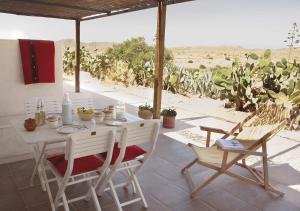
(19, 39, 55, 84)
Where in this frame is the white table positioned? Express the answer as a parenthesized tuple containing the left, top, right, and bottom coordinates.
(10, 113, 141, 190)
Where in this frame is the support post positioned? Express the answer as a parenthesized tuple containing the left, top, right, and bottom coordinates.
(153, 1, 166, 119)
(75, 19, 80, 92)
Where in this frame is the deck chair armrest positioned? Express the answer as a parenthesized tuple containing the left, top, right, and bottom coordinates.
(217, 146, 265, 157)
(200, 126, 229, 135)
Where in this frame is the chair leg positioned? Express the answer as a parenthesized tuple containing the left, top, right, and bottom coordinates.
(109, 179, 123, 211)
(90, 186, 102, 211)
(31, 144, 47, 190)
(124, 162, 137, 193)
(41, 161, 56, 211)
(191, 172, 221, 198)
(132, 174, 148, 208)
(61, 192, 70, 211)
(181, 159, 198, 174)
(261, 142, 269, 191)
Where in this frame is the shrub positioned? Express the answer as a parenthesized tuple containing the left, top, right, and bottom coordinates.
(138, 103, 153, 112)
(161, 108, 177, 116)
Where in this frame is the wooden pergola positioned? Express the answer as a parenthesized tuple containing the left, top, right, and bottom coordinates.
(0, 0, 193, 118)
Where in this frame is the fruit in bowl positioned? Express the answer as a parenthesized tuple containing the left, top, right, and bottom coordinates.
(77, 107, 94, 121)
(24, 118, 37, 131)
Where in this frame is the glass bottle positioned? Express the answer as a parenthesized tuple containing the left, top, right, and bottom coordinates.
(35, 99, 41, 126)
(62, 93, 73, 125)
(116, 101, 125, 120)
(40, 100, 46, 125)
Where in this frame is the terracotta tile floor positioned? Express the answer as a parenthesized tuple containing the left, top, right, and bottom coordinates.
(1, 135, 299, 211)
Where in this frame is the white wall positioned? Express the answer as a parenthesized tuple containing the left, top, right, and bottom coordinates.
(0, 39, 63, 116)
(0, 39, 63, 163)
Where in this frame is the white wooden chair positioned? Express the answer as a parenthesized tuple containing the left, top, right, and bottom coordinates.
(97, 120, 160, 211)
(24, 96, 63, 189)
(43, 127, 117, 211)
(24, 96, 61, 118)
(69, 92, 94, 110)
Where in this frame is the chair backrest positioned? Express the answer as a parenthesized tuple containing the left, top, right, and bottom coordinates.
(248, 103, 289, 127)
(236, 120, 286, 150)
(69, 93, 94, 110)
(66, 127, 116, 160)
(24, 96, 61, 118)
(223, 120, 286, 167)
(125, 120, 160, 147)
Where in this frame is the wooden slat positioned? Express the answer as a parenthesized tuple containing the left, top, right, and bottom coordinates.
(153, 1, 166, 119)
(0, 0, 194, 20)
(0, 8, 75, 20)
(14, 0, 109, 13)
(69, 128, 115, 159)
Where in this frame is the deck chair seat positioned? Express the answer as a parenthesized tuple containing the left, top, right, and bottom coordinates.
(100, 144, 146, 164)
(47, 154, 104, 176)
(192, 140, 254, 165)
(192, 145, 240, 165)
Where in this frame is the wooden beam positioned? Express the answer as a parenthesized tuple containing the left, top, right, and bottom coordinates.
(153, 1, 166, 119)
(0, 9, 76, 20)
(75, 19, 80, 93)
(81, 0, 193, 21)
(13, 0, 109, 13)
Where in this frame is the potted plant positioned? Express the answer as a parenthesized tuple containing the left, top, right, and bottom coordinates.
(138, 103, 153, 119)
(161, 108, 177, 128)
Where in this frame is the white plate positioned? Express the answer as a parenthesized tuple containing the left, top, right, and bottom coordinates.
(56, 126, 80, 134)
(104, 120, 123, 126)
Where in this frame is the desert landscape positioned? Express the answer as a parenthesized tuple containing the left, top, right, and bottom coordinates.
(60, 39, 300, 69)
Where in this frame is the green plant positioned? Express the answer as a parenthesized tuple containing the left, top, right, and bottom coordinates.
(161, 108, 177, 117)
(214, 56, 268, 111)
(284, 22, 300, 61)
(206, 54, 213, 60)
(138, 103, 153, 112)
(224, 53, 231, 61)
(63, 47, 76, 75)
(198, 70, 220, 98)
(199, 64, 206, 69)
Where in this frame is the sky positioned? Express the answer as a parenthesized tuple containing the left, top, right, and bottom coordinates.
(0, 0, 299, 49)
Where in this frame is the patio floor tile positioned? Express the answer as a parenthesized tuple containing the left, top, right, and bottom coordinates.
(1, 134, 299, 211)
(19, 185, 50, 208)
(171, 197, 217, 211)
(0, 163, 10, 178)
(0, 176, 25, 211)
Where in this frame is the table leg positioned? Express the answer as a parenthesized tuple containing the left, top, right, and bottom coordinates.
(32, 144, 47, 191)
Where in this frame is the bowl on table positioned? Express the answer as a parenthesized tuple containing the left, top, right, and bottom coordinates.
(46, 115, 59, 129)
(94, 111, 105, 123)
(103, 110, 113, 120)
(77, 107, 94, 121)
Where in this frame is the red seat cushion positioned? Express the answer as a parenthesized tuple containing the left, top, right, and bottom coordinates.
(47, 154, 104, 176)
(101, 145, 146, 164)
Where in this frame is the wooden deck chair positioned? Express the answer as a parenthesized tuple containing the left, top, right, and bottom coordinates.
(181, 120, 287, 198)
(97, 120, 160, 211)
(43, 127, 117, 211)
